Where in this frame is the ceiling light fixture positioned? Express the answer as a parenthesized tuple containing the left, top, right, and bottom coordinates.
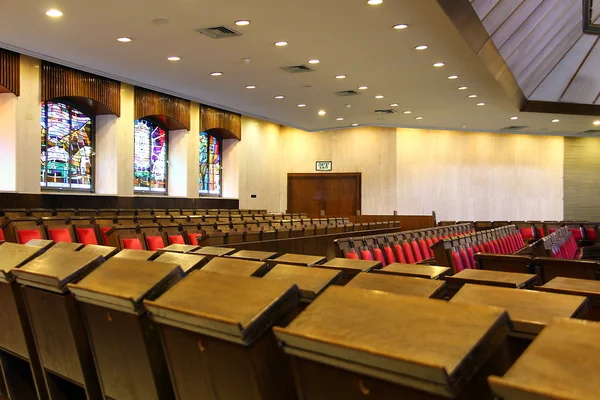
(335, 75, 347, 79)
(458, 86, 468, 90)
(318, 110, 327, 116)
(337, 117, 344, 121)
(510, 116, 519, 120)
(552, 119, 560, 123)
(235, 20, 250, 26)
(468, 94, 478, 98)
(275, 41, 288, 46)
(210, 72, 223, 76)
(308, 59, 320, 64)
(477, 102, 485, 106)
(46, 9, 63, 17)
(415, 45, 428, 50)
(433, 62, 445, 67)
(167, 56, 181, 61)
(393, 24, 408, 30)
(358, 86, 368, 90)
(448, 76, 459, 80)
(117, 37, 132, 43)
(390, 103, 399, 107)
(352, 123, 359, 127)
(275, 95, 285, 99)
(297, 104, 307, 107)
(404, 110, 412, 114)
(593, 120, 600, 126)
(375, 95, 384, 99)
(245, 85, 256, 89)
(367, 0, 383, 4)
(415, 116, 424, 120)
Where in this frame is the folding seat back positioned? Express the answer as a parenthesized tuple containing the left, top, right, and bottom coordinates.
(159, 223, 184, 245)
(6, 217, 46, 244)
(474, 221, 493, 231)
(42, 217, 76, 243)
(180, 209, 195, 216)
(458, 245, 473, 270)
(207, 209, 219, 216)
(54, 208, 78, 217)
(584, 224, 598, 243)
(438, 221, 457, 227)
(231, 216, 243, 224)
(491, 221, 509, 228)
(334, 238, 356, 259)
(565, 224, 584, 242)
(1, 208, 28, 218)
(152, 209, 169, 217)
(449, 247, 466, 273)
(105, 225, 144, 249)
(29, 208, 54, 218)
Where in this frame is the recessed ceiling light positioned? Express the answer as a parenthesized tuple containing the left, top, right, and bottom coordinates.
(245, 85, 256, 89)
(352, 123, 359, 127)
(393, 24, 408, 30)
(375, 95, 384, 99)
(235, 20, 250, 26)
(274, 95, 285, 99)
(477, 102, 485, 106)
(337, 117, 344, 121)
(275, 41, 288, 47)
(415, 45, 428, 50)
(458, 86, 468, 90)
(117, 37, 132, 43)
(415, 116, 424, 120)
(367, 0, 383, 4)
(510, 116, 519, 120)
(468, 94, 478, 98)
(318, 110, 326, 116)
(358, 86, 368, 90)
(335, 75, 347, 79)
(403, 110, 412, 114)
(433, 62, 445, 68)
(448, 75, 459, 80)
(210, 72, 223, 76)
(390, 103, 399, 107)
(308, 59, 320, 64)
(297, 104, 307, 107)
(593, 120, 600, 126)
(552, 119, 560, 123)
(46, 9, 63, 17)
(167, 56, 181, 61)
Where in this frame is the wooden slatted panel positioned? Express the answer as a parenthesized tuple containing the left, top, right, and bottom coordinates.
(134, 87, 191, 131)
(200, 105, 241, 140)
(41, 61, 121, 116)
(564, 137, 600, 221)
(0, 47, 20, 96)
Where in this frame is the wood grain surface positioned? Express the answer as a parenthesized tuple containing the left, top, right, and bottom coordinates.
(345, 273, 446, 298)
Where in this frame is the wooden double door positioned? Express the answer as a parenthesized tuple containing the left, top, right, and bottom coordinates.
(287, 173, 361, 217)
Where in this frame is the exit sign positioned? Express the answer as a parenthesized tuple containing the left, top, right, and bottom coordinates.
(316, 161, 332, 171)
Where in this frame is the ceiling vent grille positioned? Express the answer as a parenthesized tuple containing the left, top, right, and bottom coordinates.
(195, 26, 242, 39)
(500, 125, 529, 131)
(375, 109, 397, 115)
(281, 65, 314, 73)
(334, 90, 360, 97)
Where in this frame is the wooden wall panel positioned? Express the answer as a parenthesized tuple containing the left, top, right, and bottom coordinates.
(134, 87, 190, 130)
(41, 61, 120, 116)
(0, 48, 19, 96)
(200, 105, 241, 140)
(564, 137, 600, 221)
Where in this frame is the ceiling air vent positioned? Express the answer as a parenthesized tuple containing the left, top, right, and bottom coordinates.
(334, 90, 360, 97)
(281, 65, 314, 73)
(500, 125, 529, 131)
(195, 26, 242, 39)
(375, 109, 397, 115)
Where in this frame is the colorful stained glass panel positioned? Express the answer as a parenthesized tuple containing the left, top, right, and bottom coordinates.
(199, 132, 222, 195)
(134, 119, 167, 192)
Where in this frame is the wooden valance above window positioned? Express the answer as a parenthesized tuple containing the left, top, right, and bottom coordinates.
(0, 48, 20, 96)
(134, 87, 191, 131)
(201, 105, 241, 141)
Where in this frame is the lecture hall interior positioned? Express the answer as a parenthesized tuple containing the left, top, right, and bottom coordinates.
(1, 0, 600, 399)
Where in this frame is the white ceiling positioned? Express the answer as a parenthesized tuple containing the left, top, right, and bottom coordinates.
(0, 0, 599, 134)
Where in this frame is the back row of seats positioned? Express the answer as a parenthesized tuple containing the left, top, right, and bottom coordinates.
(334, 224, 474, 267)
(542, 227, 580, 260)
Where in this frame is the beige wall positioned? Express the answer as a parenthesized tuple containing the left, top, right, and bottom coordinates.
(564, 137, 600, 220)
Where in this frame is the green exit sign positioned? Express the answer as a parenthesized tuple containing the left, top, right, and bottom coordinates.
(316, 161, 332, 171)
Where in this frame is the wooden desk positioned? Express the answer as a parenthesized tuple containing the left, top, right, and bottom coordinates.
(0, 243, 47, 400)
(263, 264, 342, 303)
(154, 252, 207, 274)
(270, 253, 326, 267)
(489, 319, 600, 399)
(14, 249, 104, 399)
(451, 284, 589, 361)
(68, 258, 184, 400)
(537, 277, 600, 321)
(79, 244, 119, 259)
(316, 258, 382, 284)
(226, 250, 277, 261)
(25, 239, 54, 250)
(53, 242, 85, 251)
(200, 257, 269, 277)
(346, 273, 446, 299)
(373, 263, 450, 279)
(145, 272, 300, 400)
(158, 244, 200, 254)
(112, 249, 158, 261)
(274, 286, 511, 399)
(189, 246, 236, 259)
(445, 269, 538, 298)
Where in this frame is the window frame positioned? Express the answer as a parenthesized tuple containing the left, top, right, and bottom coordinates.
(40, 100, 96, 193)
(133, 118, 169, 195)
(198, 131, 223, 197)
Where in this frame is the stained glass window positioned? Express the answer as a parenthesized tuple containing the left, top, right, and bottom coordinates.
(134, 119, 167, 193)
(199, 132, 222, 195)
(40, 101, 94, 190)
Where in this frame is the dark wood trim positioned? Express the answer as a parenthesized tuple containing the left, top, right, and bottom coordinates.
(0, 48, 19, 96)
(41, 61, 120, 116)
(134, 87, 191, 131)
(200, 105, 241, 141)
(524, 100, 600, 117)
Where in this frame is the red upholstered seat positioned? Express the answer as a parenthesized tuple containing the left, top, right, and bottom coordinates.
(459, 248, 471, 270)
(48, 228, 72, 243)
(372, 248, 386, 267)
(410, 241, 423, 263)
(402, 242, 416, 264)
(491, 240, 501, 254)
(476, 243, 485, 253)
(360, 249, 374, 261)
(537, 227, 545, 238)
(425, 238, 434, 258)
(417, 239, 429, 260)
(451, 250, 464, 273)
(76, 228, 98, 245)
(586, 228, 596, 242)
(346, 251, 359, 260)
(100, 227, 111, 246)
(383, 245, 396, 265)
(17, 229, 41, 244)
(146, 236, 165, 251)
(0, 229, 4, 241)
(466, 247, 476, 269)
(187, 233, 204, 245)
(122, 238, 143, 250)
(168, 235, 185, 244)
(483, 242, 494, 254)
(393, 244, 407, 264)
(432, 237, 440, 244)
(519, 227, 535, 240)
(570, 229, 583, 241)
(497, 238, 508, 254)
